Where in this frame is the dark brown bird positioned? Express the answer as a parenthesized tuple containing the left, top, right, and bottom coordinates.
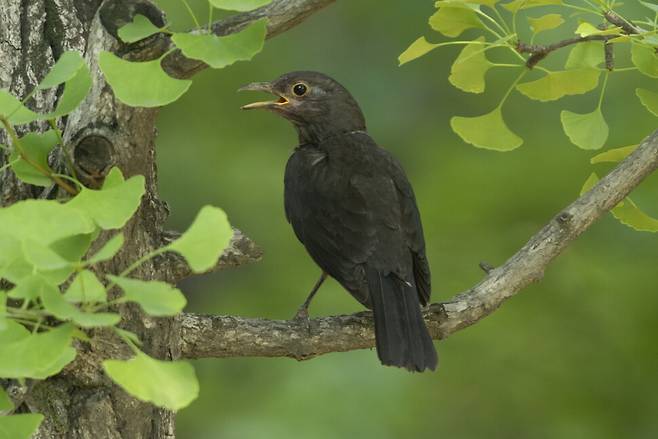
(240, 71, 437, 372)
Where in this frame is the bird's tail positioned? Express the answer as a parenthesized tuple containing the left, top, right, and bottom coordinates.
(367, 267, 438, 372)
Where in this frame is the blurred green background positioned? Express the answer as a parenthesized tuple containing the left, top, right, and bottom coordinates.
(154, 1, 657, 438)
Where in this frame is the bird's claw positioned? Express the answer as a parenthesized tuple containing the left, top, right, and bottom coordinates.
(292, 306, 312, 334)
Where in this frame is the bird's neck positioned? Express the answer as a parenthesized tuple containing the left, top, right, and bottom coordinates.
(294, 119, 366, 144)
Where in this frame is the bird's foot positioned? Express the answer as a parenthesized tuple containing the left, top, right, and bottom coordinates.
(292, 306, 312, 334)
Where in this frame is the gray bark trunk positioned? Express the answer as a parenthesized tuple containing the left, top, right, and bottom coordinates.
(1, 1, 178, 437)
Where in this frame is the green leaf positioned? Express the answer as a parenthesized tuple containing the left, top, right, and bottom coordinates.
(631, 43, 658, 78)
(8, 274, 57, 301)
(87, 233, 124, 264)
(574, 22, 621, 37)
(47, 65, 92, 119)
(429, 4, 482, 37)
(22, 239, 71, 271)
(636, 88, 658, 116)
(0, 386, 12, 412)
(99, 52, 192, 107)
(171, 19, 267, 69)
(0, 292, 6, 332)
(450, 108, 523, 151)
(0, 321, 30, 344)
(640, 0, 658, 13)
(0, 414, 44, 439)
(64, 270, 107, 303)
(103, 352, 199, 411)
(166, 206, 233, 272)
(102, 167, 126, 189)
(41, 284, 119, 327)
(0, 199, 95, 245)
(118, 14, 162, 43)
(564, 42, 604, 69)
(38, 51, 85, 90)
(51, 233, 95, 263)
(581, 173, 658, 233)
(528, 13, 564, 34)
(449, 37, 493, 93)
(68, 175, 145, 230)
(516, 69, 600, 102)
(108, 276, 186, 316)
(503, 0, 561, 12)
(0, 90, 39, 125)
(590, 145, 638, 164)
(9, 130, 58, 187)
(0, 324, 76, 379)
(560, 108, 608, 150)
(398, 37, 439, 66)
(208, 0, 272, 11)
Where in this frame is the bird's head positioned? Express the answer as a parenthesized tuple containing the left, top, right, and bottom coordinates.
(240, 71, 366, 143)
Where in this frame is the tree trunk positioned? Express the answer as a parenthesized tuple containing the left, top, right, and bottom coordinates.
(2, 1, 180, 437)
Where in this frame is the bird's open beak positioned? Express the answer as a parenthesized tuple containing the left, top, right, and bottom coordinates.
(239, 81, 289, 110)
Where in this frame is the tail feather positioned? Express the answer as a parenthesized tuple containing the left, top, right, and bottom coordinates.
(367, 267, 438, 372)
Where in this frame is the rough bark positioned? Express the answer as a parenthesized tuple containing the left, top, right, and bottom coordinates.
(0, 0, 328, 437)
(179, 132, 658, 360)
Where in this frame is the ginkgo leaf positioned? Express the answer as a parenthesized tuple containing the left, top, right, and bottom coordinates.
(640, 0, 658, 13)
(560, 108, 608, 150)
(9, 130, 58, 187)
(118, 15, 162, 43)
(528, 13, 564, 34)
(429, 4, 482, 37)
(449, 37, 493, 93)
(565, 42, 604, 69)
(398, 37, 439, 65)
(636, 88, 658, 116)
(450, 108, 523, 151)
(575, 22, 621, 37)
(516, 69, 600, 102)
(503, 0, 561, 12)
(590, 145, 638, 164)
(99, 52, 192, 107)
(208, 0, 272, 11)
(631, 43, 658, 78)
(38, 51, 85, 90)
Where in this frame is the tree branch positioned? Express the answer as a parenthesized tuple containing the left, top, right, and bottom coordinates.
(517, 35, 610, 69)
(160, 0, 335, 78)
(179, 130, 658, 361)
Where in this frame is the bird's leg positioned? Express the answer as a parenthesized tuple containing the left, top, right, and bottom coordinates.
(293, 271, 328, 321)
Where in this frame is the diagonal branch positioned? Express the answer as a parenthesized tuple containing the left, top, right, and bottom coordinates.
(179, 130, 658, 361)
(161, 0, 336, 78)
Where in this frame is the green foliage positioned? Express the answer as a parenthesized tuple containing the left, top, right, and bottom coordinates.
(560, 109, 608, 150)
(451, 107, 522, 151)
(0, 414, 44, 439)
(527, 13, 563, 34)
(430, 3, 483, 38)
(208, 0, 272, 12)
(449, 37, 493, 93)
(636, 88, 658, 116)
(104, 351, 199, 411)
(118, 15, 163, 43)
(516, 69, 600, 102)
(108, 276, 186, 316)
(172, 19, 267, 69)
(8, 130, 58, 186)
(167, 205, 233, 273)
(0, 386, 12, 412)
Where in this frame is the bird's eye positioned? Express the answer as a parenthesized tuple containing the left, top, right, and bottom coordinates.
(293, 83, 308, 96)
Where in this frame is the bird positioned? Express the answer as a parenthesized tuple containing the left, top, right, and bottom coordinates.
(240, 71, 437, 372)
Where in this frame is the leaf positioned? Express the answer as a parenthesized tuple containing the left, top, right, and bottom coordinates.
(590, 145, 638, 164)
(22, 239, 71, 271)
(208, 0, 273, 11)
(636, 88, 658, 116)
(516, 69, 600, 102)
(560, 108, 608, 150)
(640, 0, 658, 13)
(102, 166, 126, 189)
(0, 199, 95, 245)
(41, 283, 119, 327)
(450, 108, 523, 151)
(503, 0, 562, 12)
(0, 386, 12, 412)
(171, 19, 267, 69)
(166, 206, 233, 272)
(87, 233, 124, 264)
(47, 65, 92, 119)
(0, 324, 76, 379)
(574, 22, 621, 37)
(9, 130, 58, 187)
(103, 352, 199, 411)
(0, 90, 39, 125)
(67, 175, 145, 230)
(528, 13, 564, 34)
(99, 52, 192, 107)
(64, 270, 107, 303)
(0, 414, 44, 439)
(108, 276, 186, 316)
(398, 37, 439, 65)
(449, 37, 493, 93)
(118, 14, 162, 43)
(565, 42, 604, 69)
(631, 43, 658, 78)
(8, 274, 58, 301)
(38, 51, 85, 90)
(50, 233, 95, 263)
(0, 292, 6, 332)
(581, 173, 658, 233)
(429, 4, 482, 37)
